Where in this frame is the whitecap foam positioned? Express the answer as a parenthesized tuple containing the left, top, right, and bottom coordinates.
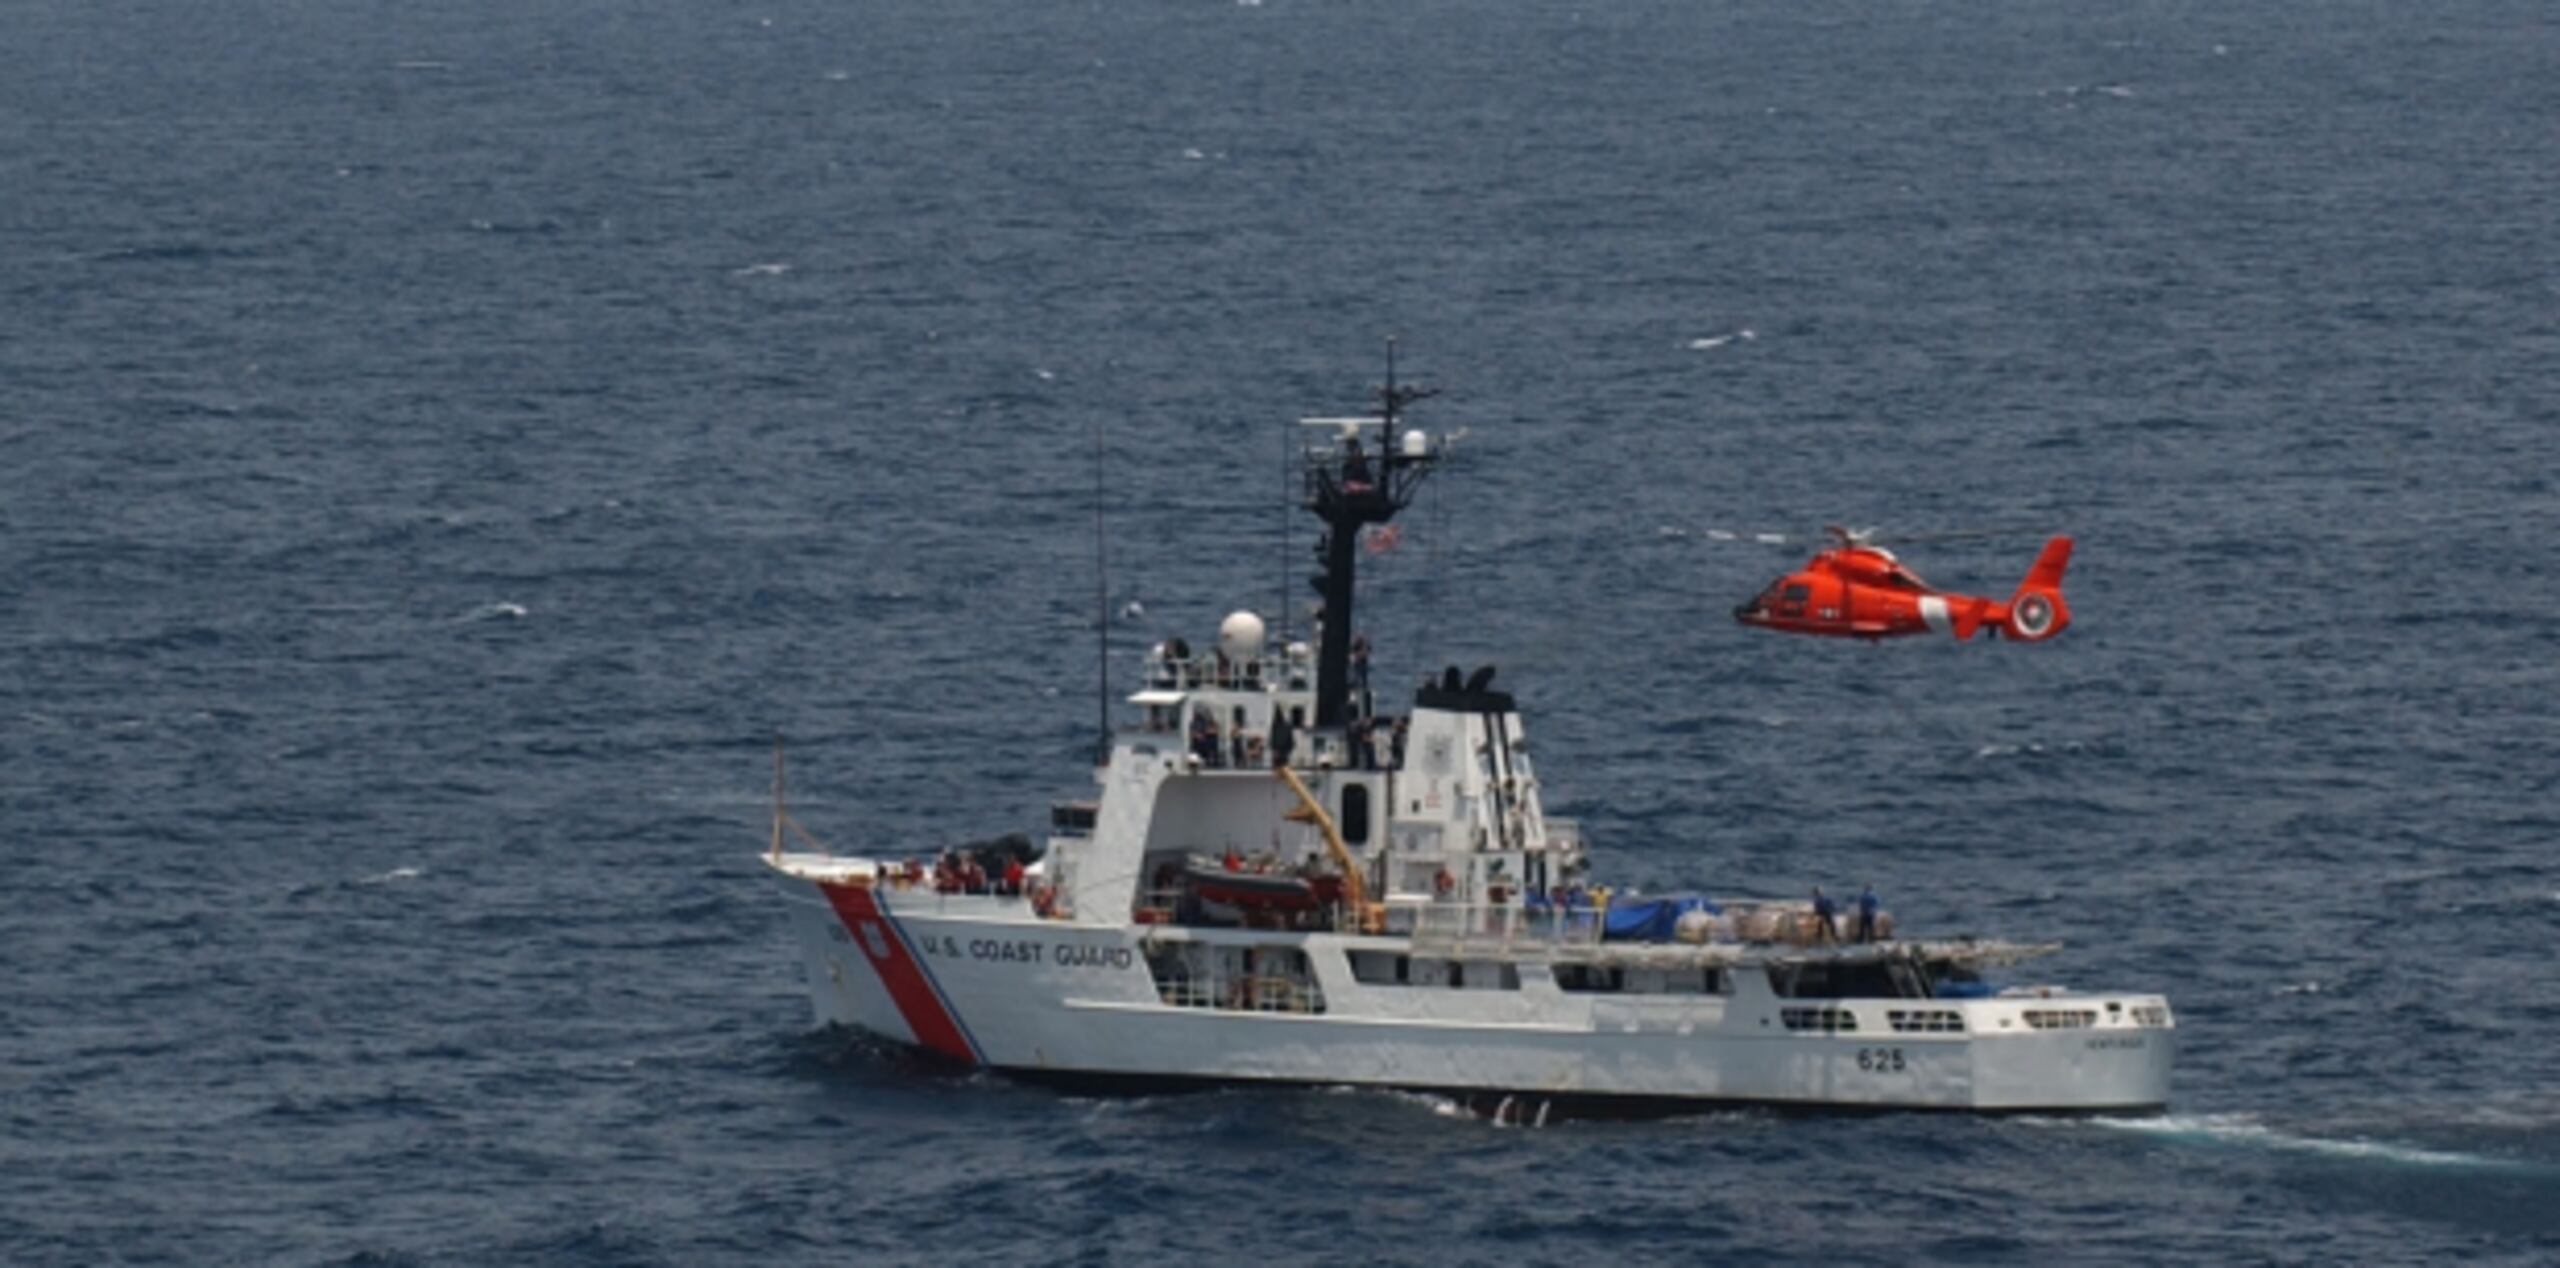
(1972, 741, 2049, 760)
(1368, 1088, 1468, 1118)
(2087, 1113, 2530, 1172)
(358, 866, 423, 886)
(733, 262, 790, 277)
(461, 601, 529, 622)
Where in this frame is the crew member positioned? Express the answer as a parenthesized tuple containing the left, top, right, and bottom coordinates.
(1856, 884, 1882, 943)
(1811, 885, 1839, 944)
(1190, 708, 1221, 768)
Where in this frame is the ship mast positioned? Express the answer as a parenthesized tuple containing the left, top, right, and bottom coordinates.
(1301, 340, 1443, 731)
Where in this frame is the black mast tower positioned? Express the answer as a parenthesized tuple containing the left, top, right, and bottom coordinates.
(1302, 342, 1442, 731)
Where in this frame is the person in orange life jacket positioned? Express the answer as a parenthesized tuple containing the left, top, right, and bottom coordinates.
(1003, 855, 1026, 896)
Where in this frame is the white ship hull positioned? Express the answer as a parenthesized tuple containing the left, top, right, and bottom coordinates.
(777, 864, 2172, 1115)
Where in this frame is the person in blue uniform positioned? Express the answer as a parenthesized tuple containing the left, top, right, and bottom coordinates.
(1856, 884, 1882, 943)
(1189, 708, 1221, 768)
(1811, 885, 1839, 944)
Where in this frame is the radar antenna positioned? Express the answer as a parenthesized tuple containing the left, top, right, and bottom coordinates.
(1378, 335, 1440, 427)
(1296, 338, 1448, 730)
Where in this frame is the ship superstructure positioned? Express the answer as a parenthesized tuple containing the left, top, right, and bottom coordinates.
(765, 371, 2172, 1116)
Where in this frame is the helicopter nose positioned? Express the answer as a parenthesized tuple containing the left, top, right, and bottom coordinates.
(1733, 601, 1762, 623)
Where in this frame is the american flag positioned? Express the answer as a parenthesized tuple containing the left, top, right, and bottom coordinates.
(1364, 524, 1403, 555)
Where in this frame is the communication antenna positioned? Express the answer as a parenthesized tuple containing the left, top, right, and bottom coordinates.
(1377, 335, 1439, 427)
(1092, 412, 1111, 765)
(1278, 413, 1290, 643)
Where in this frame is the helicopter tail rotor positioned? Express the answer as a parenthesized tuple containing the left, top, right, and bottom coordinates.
(1994, 536, 2074, 641)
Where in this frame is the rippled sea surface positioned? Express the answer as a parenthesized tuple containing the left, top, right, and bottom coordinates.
(6, 0, 2557, 1262)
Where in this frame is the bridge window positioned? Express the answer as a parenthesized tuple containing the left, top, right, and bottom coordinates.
(1780, 1007, 1858, 1032)
(1772, 961, 1915, 999)
(1348, 950, 1409, 985)
(2022, 1008, 2099, 1030)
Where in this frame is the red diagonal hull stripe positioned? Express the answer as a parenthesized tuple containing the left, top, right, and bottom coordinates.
(821, 884, 977, 1064)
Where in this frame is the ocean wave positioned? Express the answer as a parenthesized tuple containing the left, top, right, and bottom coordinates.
(2081, 1113, 2548, 1174)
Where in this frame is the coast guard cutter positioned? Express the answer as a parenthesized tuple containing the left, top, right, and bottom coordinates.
(765, 372, 2173, 1117)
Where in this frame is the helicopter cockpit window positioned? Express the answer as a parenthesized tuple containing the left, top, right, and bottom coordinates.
(1782, 584, 1811, 602)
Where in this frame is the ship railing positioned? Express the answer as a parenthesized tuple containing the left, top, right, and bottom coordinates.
(1409, 902, 1603, 955)
(1142, 651, 1306, 693)
(1153, 974, 1326, 1015)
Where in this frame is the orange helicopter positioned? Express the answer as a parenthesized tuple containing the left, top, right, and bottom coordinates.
(1730, 526, 2074, 642)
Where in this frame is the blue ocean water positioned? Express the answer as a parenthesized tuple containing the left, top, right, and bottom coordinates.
(5, 0, 2557, 1261)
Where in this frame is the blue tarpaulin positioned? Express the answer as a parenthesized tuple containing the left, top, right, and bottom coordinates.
(1601, 895, 1724, 942)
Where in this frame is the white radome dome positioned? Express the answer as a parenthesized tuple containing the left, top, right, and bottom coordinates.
(1401, 428, 1429, 458)
(1219, 610, 1266, 661)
